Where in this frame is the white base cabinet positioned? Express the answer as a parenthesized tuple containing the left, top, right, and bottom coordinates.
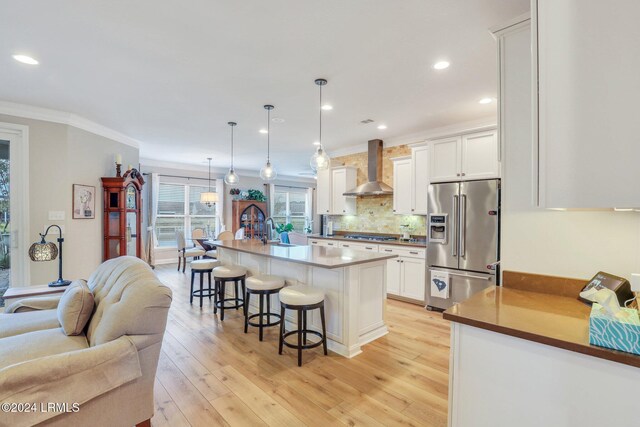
(380, 245, 426, 302)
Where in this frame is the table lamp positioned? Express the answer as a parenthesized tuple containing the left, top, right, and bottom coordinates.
(28, 224, 71, 287)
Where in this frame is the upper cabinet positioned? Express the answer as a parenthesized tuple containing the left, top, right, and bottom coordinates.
(316, 167, 332, 215)
(392, 157, 412, 215)
(331, 166, 357, 215)
(391, 143, 430, 215)
(315, 165, 356, 215)
(534, 0, 640, 208)
(429, 129, 499, 183)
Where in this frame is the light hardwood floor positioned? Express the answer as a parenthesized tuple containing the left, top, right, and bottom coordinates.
(151, 264, 450, 427)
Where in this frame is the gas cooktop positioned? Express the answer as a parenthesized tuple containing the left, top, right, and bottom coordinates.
(343, 234, 399, 242)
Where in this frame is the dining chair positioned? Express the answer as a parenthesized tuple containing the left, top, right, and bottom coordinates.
(176, 230, 205, 272)
(217, 230, 234, 241)
(192, 228, 206, 239)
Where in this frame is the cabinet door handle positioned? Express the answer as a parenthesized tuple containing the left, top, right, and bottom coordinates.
(410, 251, 419, 255)
(365, 247, 373, 250)
(342, 244, 350, 247)
(384, 249, 392, 252)
(343, 210, 346, 213)
(411, 208, 415, 211)
(461, 173, 466, 176)
(456, 173, 461, 177)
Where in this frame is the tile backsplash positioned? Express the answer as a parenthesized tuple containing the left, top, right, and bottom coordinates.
(326, 144, 427, 236)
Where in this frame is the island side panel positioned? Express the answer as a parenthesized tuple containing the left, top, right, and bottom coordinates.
(352, 260, 388, 345)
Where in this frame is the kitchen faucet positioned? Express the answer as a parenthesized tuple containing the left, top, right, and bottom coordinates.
(263, 217, 276, 244)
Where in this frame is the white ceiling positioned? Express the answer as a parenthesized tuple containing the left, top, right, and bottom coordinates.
(0, 0, 528, 177)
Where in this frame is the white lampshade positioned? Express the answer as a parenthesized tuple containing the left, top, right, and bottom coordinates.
(310, 146, 331, 171)
(200, 192, 219, 206)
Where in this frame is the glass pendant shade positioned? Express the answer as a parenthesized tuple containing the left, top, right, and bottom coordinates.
(310, 146, 331, 171)
(28, 240, 58, 261)
(224, 168, 239, 185)
(260, 161, 277, 181)
(225, 121, 240, 185)
(260, 105, 277, 181)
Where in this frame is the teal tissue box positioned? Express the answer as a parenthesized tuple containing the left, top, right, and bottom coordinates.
(589, 303, 640, 355)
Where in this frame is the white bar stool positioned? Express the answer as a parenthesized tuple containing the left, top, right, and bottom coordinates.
(244, 275, 285, 341)
(278, 285, 328, 366)
(190, 259, 220, 307)
(212, 265, 247, 321)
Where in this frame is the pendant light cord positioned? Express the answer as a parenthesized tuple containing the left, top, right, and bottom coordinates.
(230, 125, 234, 169)
(207, 158, 211, 192)
(319, 83, 323, 149)
(267, 108, 271, 162)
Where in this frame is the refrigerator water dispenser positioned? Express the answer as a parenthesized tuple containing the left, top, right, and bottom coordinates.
(428, 214, 448, 244)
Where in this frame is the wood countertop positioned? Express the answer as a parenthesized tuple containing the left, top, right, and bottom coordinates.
(213, 240, 397, 269)
(443, 286, 640, 369)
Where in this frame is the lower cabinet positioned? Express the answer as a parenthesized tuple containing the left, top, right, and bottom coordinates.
(381, 245, 426, 303)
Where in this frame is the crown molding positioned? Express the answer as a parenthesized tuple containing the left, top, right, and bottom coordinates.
(330, 116, 497, 158)
(139, 157, 315, 183)
(0, 100, 142, 149)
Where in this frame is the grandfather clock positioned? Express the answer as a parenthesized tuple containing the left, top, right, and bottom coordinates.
(101, 169, 145, 260)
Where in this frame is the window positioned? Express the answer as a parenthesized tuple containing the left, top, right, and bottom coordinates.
(272, 187, 309, 232)
(155, 182, 219, 247)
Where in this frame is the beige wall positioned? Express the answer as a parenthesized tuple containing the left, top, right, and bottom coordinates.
(327, 144, 427, 236)
(0, 114, 138, 284)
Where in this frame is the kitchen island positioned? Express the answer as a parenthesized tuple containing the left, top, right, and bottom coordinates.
(214, 240, 397, 357)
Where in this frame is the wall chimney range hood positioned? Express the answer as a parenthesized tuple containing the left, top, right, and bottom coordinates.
(343, 139, 393, 196)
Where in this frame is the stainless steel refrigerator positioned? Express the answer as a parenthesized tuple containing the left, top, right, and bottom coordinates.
(426, 179, 500, 311)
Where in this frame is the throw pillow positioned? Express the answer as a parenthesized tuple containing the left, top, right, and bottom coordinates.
(57, 280, 94, 336)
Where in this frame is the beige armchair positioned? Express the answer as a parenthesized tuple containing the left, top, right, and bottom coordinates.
(0, 256, 172, 427)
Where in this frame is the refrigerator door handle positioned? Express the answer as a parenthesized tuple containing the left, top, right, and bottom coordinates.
(447, 271, 491, 281)
(459, 194, 467, 257)
(451, 195, 458, 257)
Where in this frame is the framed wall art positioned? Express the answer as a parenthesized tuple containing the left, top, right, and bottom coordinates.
(73, 184, 96, 219)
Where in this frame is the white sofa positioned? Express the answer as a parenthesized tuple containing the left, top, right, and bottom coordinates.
(0, 256, 172, 427)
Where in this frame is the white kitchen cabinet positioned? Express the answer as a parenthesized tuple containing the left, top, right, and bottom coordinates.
(411, 144, 429, 214)
(315, 167, 332, 215)
(429, 130, 499, 183)
(315, 166, 357, 215)
(380, 245, 426, 303)
(392, 157, 412, 215)
(461, 131, 499, 180)
(338, 241, 378, 252)
(308, 238, 336, 248)
(429, 136, 460, 182)
(330, 166, 357, 215)
(533, 0, 640, 208)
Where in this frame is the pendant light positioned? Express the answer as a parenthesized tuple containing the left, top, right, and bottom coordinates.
(310, 78, 331, 171)
(200, 157, 219, 207)
(259, 104, 277, 181)
(224, 121, 240, 185)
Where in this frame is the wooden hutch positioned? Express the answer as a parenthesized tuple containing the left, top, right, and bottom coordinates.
(232, 200, 267, 239)
(101, 169, 144, 260)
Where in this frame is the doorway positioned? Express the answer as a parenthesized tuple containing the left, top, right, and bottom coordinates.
(0, 124, 29, 307)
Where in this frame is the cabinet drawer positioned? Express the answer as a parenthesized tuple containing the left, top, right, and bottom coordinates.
(339, 241, 379, 252)
(378, 245, 426, 259)
(309, 238, 337, 247)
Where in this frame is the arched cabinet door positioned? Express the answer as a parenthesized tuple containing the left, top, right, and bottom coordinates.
(233, 200, 267, 240)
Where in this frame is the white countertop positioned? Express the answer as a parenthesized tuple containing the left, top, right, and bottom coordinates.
(213, 239, 397, 269)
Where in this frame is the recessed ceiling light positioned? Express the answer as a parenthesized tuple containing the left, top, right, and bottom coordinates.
(313, 141, 321, 146)
(13, 54, 38, 65)
(433, 61, 450, 70)
(259, 129, 268, 134)
(321, 104, 333, 111)
(271, 117, 285, 123)
(479, 97, 493, 104)
(377, 124, 387, 130)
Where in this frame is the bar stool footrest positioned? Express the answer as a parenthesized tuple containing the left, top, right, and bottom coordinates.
(215, 298, 244, 310)
(282, 330, 324, 350)
(247, 312, 281, 328)
(192, 289, 215, 298)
